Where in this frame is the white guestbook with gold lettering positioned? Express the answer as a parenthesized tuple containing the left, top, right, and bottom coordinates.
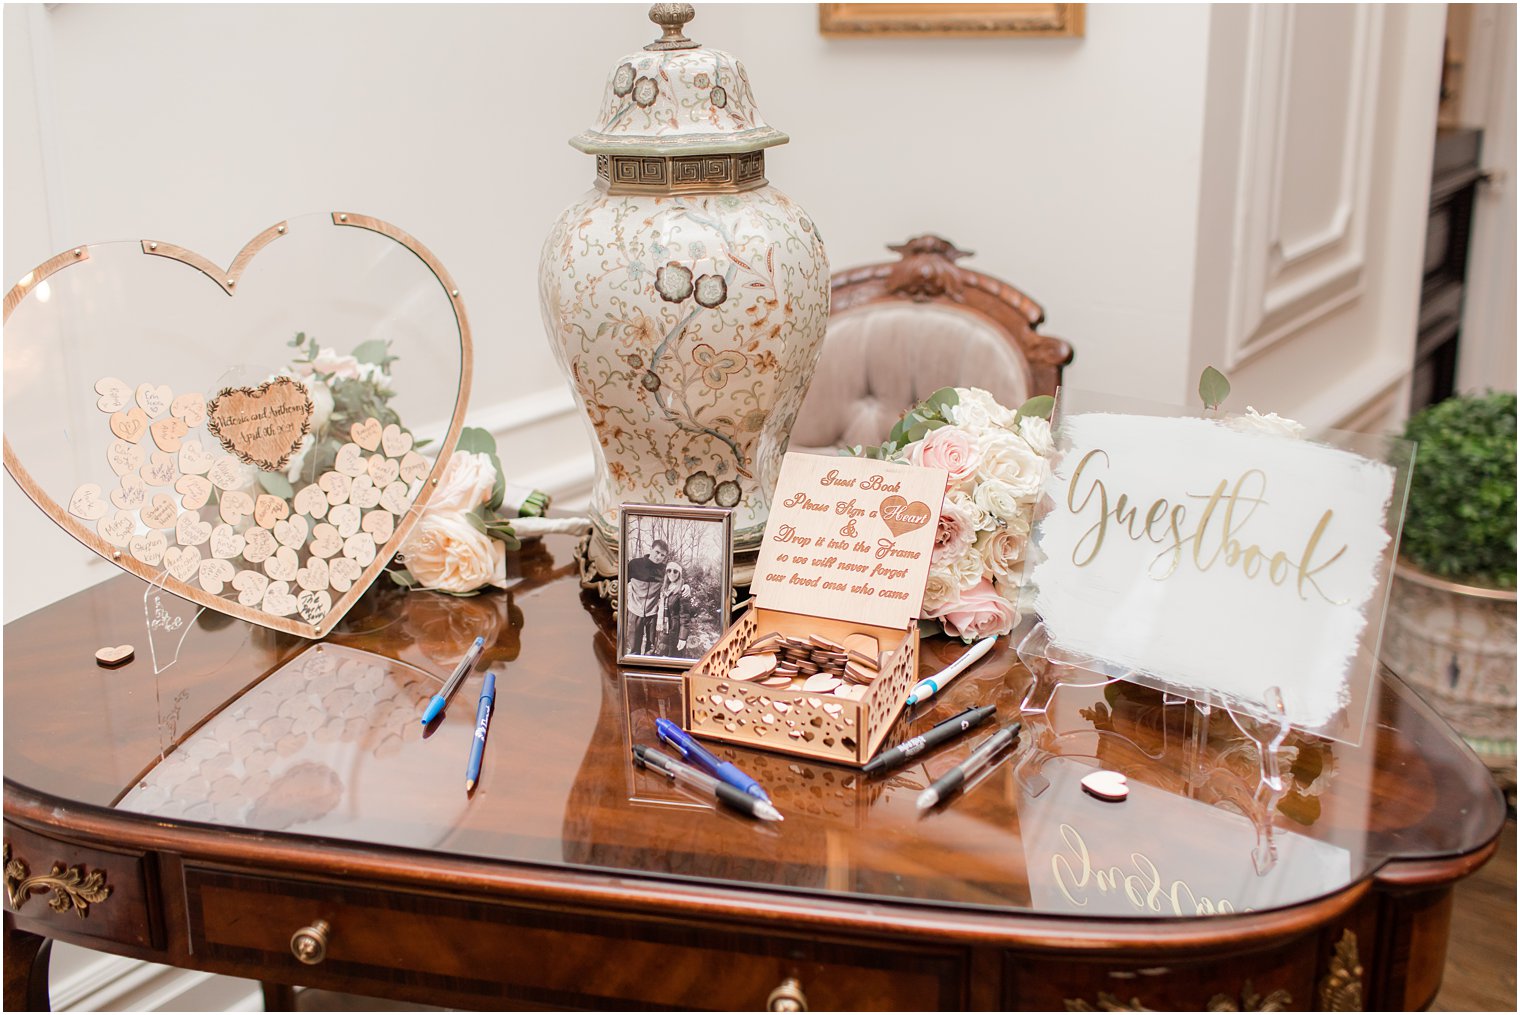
(1027, 412, 1401, 736)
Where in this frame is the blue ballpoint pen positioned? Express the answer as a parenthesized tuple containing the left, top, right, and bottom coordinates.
(421, 635, 486, 724)
(464, 671, 496, 793)
(655, 717, 770, 802)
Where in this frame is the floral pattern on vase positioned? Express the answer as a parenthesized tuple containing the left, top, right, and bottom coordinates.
(538, 185, 828, 554)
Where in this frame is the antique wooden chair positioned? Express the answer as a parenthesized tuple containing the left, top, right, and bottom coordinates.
(789, 235, 1074, 453)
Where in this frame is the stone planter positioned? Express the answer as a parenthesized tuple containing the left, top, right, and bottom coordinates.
(1381, 558, 1517, 782)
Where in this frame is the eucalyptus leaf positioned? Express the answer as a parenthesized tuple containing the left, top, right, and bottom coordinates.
(351, 338, 399, 368)
(257, 471, 294, 498)
(456, 426, 498, 456)
(1199, 366, 1231, 410)
(924, 387, 960, 418)
(1015, 395, 1055, 421)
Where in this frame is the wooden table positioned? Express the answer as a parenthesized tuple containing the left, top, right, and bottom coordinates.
(3, 537, 1505, 1011)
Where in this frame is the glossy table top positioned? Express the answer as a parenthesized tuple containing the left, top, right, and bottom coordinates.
(4, 537, 1505, 921)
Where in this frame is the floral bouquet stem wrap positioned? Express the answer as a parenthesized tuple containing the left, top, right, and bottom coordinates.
(849, 387, 1054, 641)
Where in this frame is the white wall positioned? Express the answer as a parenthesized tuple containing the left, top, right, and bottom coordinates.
(4, 1, 1213, 622)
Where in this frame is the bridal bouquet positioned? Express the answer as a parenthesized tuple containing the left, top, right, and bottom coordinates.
(849, 387, 1054, 642)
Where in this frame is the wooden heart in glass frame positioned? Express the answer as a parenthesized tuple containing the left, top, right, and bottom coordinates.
(2, 213, 472, 638)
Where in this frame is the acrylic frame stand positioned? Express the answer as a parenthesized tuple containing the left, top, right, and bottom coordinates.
(1015, 622, 1292, 876)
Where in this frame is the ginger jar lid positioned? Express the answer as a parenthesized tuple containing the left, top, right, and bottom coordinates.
(570, 4, 789, 158)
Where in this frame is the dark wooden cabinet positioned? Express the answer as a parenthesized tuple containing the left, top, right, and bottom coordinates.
(1412, 127, 1484, 411)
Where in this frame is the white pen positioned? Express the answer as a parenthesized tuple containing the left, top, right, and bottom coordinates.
(906, 635, 998, 705)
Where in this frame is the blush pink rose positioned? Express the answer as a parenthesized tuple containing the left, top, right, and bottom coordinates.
(928, 578, 1018, 641)
(931, 495, 977, 565)
(916, 426, 981, 486)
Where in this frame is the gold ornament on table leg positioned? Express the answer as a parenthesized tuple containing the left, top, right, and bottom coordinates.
(1317, 929, 1364, 1012)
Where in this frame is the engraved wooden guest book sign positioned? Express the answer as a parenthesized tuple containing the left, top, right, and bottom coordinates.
(684, 452, 947, 765)
(2, 213, 473, 639)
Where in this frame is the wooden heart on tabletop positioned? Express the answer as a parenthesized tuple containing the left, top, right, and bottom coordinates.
(3, 213, 474, 639)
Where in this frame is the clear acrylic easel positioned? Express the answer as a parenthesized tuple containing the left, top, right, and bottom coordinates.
(1015, 622, 1292, 875)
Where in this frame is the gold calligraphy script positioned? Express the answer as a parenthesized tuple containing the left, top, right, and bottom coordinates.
(206, 377, 314, 472)
(1050, 823, 1246, 916)
(1065, 449, 1350, 605)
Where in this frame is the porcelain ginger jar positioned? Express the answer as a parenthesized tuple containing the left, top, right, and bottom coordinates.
(539, 4, 829, 592)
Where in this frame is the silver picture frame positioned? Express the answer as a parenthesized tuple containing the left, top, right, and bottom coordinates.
(617, 503, 734, 668)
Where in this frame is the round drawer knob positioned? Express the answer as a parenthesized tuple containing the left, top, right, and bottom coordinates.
(767, 977, 808, 1012)
(290, 919, 330, 965)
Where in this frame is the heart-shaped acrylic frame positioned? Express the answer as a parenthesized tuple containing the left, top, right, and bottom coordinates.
(3, 213, 473, 639)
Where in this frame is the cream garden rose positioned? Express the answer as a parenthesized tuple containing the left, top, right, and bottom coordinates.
(975, 429, 1046, 501)
(428, 451, 498, 514)
(400, 511, 507, 594)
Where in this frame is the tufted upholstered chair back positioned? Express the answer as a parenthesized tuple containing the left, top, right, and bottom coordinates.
(788, 236, 1073, 455)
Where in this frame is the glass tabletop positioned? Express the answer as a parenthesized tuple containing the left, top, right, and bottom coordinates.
(4, 536, 1505, 921)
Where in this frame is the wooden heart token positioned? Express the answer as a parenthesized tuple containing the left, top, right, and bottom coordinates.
(241, 526, 276, 563)
(1080, 770, 1129, 802)
(398, 450, 428, 485)
(95, 644, 135, 668)
(140, 493, 178, 529)
(308, 523, 343, 559)
(348, 475, 381, 509)
(218, 489, 255, 525)
(175, 512, 212, 546)
(292, 484, 328, 520)
(327, 557, 362, 592)
(879, 495, 933, 537)
(175, 474, 213, 511)
(254, 493, 289, 529)
(232, 569, 269, 607)
(68, 484, 107, 521)
(367, 455, 399, 486)
(381, 423, 413, 458)
(111, 474, 146, 511)
(198, 558, 235, 594)
(319, 472, 352, 506)
(109, 407, 150, 443)
(178, 440, 215, 476)
(728, 654, 777, 682)
(334, 443, 367, 478)
(350, 417, 382, 452)
(170, 391, 206, 426)
(205, 377, 312, 471)
(95, 377, 131, 413)
(207, 457, 250, 491)
(149, 416, 188, 452)
(135, 382, 172, 418)
(128, 529, 168, 565)
(97, 511, 135, 547)
(107, 439, 144, 477)
(140, 451, 178, 488)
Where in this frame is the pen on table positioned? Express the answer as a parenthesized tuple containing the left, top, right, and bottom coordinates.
(906, 635, 998, 706)
(862, 704, 997, 774)
(633, 745, 784, 822)
(655, 717, 771, 802)
(421, 635, 486, 724)
(464, 671, 496, 793)
(916, 721, 1022, 812)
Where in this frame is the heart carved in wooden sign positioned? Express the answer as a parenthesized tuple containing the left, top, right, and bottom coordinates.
(3, 213, 474, 638)
(878, 495, 933, 537)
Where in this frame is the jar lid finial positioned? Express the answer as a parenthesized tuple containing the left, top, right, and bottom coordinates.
(646, 4, 699, 50)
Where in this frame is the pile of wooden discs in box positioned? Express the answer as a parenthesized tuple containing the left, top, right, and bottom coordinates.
(725, 631, 885, 699)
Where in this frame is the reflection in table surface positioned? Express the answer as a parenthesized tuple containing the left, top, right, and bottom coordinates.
(4, 536, 1505, 920)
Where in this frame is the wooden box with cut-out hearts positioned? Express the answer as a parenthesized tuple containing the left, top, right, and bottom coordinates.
(683, 452, 948, 765)
(3, 213, 472, 639)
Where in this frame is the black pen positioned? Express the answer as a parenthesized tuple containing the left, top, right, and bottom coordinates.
(862, 705, 997, 774)
(634, 746, 785, 822)
(917, 721, 1022, 811)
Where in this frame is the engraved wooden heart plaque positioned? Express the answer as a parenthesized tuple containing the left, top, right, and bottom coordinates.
(3, 213, 473, 638)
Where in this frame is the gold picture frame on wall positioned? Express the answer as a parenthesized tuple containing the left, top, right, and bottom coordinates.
(819, 3, 1084, 38)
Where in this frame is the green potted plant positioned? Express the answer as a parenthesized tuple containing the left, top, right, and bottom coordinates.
(1382, 391, 1516, 780)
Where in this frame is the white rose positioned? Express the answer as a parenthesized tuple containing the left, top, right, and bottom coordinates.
(948, 542, 986, 590)
(399, 510, 507, 594)
(1227, 406, 1306, 439)
(358, 361, 396, 396)
(946, 488, 993, 532)
(1019, 414, 1055, 457)
(428, 451, 498, 513)
(311, 347, 362, 380)
(307, 379, 335, 431)
(972, 477, 1026, 525)
(921, 566, 960, 614)
(975, 430, 1045, 501)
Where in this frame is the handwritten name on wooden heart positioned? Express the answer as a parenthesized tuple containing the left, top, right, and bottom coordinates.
(879, 495, 933, 537)
(205, 377, 314, 472)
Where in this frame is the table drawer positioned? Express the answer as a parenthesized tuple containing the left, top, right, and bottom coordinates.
(2, 821, 158, 949)
(185, 865, 964, 1010)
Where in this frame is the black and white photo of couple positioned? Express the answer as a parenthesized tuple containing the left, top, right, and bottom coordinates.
(617, 506, 732, 666)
